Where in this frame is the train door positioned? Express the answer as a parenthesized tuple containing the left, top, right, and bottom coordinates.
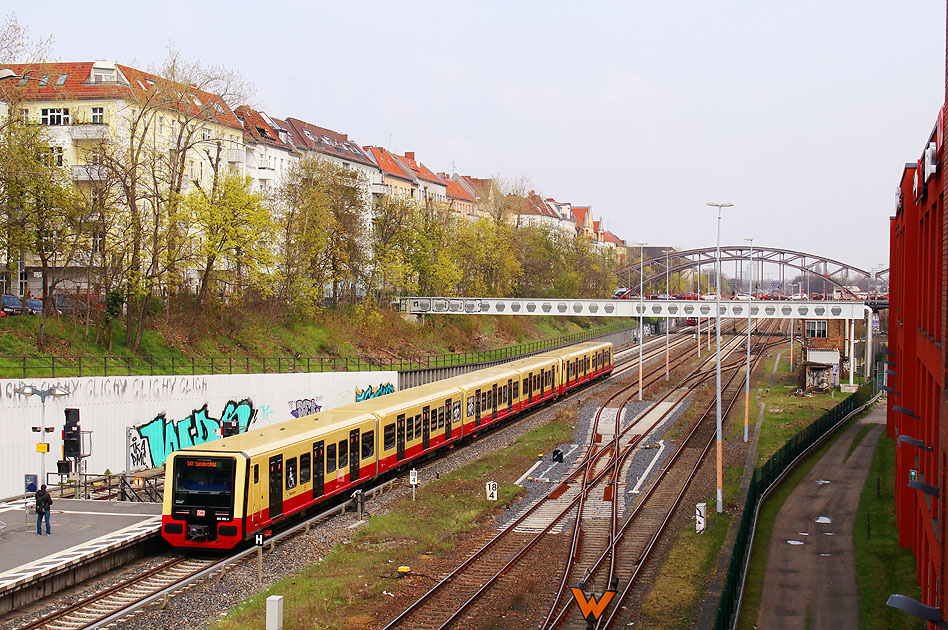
(527, 373, 533, 404)
(349, 429, 360, 483)
(396, 414, 406, 461)
(444, 399, 452, 440)
(474, 390, 481, 427)
(491, 384, 498, 420)
(507, 380, 513, 412)
(268, 455, 283, 519)
(312, 441, 324, 500)
(422, 406, 430, 449)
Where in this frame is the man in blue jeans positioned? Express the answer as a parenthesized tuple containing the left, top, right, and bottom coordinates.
(35, 484, 52, 535)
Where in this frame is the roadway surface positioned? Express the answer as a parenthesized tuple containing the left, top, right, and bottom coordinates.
(755, 405, 884, 630)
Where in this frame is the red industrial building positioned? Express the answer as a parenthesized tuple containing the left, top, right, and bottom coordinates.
(887, 6, 947, 621)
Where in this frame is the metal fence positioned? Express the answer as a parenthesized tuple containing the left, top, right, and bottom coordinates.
(0, 321, 634, 379)
(714, 380, 877, 630)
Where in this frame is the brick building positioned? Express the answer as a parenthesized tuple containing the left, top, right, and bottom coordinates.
(887, 15, 947, 620)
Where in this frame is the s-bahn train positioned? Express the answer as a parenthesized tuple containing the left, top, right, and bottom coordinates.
(685, 317, 709, 325)
(161, 341, 614, 549)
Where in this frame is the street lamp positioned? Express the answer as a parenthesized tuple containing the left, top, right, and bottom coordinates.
(743, 238, 754, 443)
(663, 249, 675, 381)
(632, 241, 647, 401)
(14, 384, 70, 486)
(707, 201, 733, 514)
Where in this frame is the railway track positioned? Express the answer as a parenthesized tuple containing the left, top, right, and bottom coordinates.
(379, 319, 770, 629)
(542, 319, 781, 629)
(15, 556, 220, 630)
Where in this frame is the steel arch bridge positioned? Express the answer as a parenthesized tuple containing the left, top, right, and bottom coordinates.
(616, 246, 887, 295)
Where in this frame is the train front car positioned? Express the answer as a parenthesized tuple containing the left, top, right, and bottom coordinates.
(162, 449, 248, 550)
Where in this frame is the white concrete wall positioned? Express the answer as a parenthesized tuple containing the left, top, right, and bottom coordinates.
(0, 370, 397, 499)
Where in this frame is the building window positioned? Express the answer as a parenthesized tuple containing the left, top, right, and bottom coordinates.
(44, 146, 63, 167)
(91, 107, 103, 124)
(19, 109, 28, 123)
(38, 74, 49, 86)
(201, 127, 211, 141)
(55, 74, 67, 87)
(158, 117, 165, 135)
(189, 160, 195, 180)
(805, 320, 828, 338)
(40, 108, 70, 126)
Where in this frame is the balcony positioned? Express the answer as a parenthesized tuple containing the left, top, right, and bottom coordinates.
(70, 125, 109, 141)
(227, 149, 245, 163)
(72, 164, 107, 182)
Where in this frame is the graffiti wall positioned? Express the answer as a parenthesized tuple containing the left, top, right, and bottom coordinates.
(0, 370, 397, 500)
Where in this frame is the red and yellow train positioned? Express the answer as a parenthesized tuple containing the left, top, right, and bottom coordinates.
(161, 341, 613, 549)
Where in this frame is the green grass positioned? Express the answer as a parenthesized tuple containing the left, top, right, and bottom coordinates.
(845, 424, 875, 463)
(0, 311, 637, 378)
(853, 432, 921, 630)
(753, 351, 841, 465)
(736, 419, 853, 630)
(212, 413, 575, 630)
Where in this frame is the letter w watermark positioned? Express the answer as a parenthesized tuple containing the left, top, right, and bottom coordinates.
(570, 587, 615, 621)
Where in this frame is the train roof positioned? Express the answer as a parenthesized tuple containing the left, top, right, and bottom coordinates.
(336, 378, 465, 416)
(538, 341, 612, 360)
(175, 408, 376, 458)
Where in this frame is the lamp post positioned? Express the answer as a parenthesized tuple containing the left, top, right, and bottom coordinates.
(707, 201, 732, 513)
(663, 249, 674, 381)
(632, 242, 648, 401)
(695, 261, 701, 358)
(743, 238, 754, 443)
(14, 384, 70, 486)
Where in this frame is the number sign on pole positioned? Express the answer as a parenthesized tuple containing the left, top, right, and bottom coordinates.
(486, 481, 498, 501)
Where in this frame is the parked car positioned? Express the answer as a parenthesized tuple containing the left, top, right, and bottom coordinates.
(734, 293, 753, 301)
(701, 293, 718, 301)
(790, 293, 808, 300)
(1, 294, 25, 316)
(24, 298, 43, 315)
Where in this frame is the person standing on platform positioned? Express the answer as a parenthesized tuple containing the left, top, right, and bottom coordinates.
(35, 484, 52, 535)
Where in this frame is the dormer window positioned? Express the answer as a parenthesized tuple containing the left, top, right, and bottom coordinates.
(93, 70, 115, 83)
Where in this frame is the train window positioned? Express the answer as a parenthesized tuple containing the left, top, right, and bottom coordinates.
(481, 391, 487, 408)
(415, 414, 421, 436)
(438, 406, 445, 429)
(327, 443, 337, 473)
(286, 457, 297, 490)
(407, 416, 414, 440)
(300, 453, 311, 484)
(362, 431, 374, 459)
(513, 381, 519, 398)
(254, 464, 259, 484)
(338, 440, 348, 469)
(522, 378, 528, 392)
(384, 423, 396, 450)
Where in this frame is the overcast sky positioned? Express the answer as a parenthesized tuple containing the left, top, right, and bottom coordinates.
(11, 0, 945, 272)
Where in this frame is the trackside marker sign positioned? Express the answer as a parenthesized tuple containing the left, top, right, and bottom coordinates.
(570, 587, 615, 622)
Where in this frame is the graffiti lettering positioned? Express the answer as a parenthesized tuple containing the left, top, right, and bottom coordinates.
(131, 399, 258, 469)
(355, 382, 395, 402)
(289, 398, 322, 418)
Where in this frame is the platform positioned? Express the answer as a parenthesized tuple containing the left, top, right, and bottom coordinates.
(0, 498, 162, 614)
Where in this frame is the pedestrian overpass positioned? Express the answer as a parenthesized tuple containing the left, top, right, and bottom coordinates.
(402, 297, 876, 380)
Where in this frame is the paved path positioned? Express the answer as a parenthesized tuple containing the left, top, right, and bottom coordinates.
(755, 405, 884, 630)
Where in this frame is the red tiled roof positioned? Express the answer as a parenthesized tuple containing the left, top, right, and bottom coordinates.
(572, 206, 590, 226)
(602, 231, 625, 245)
(234, 106, 294, 152)
(284, 117, 376, 168)
(442, 178, 474, 203)
(397, 152, 445, 186)
(521, 191, 560, 218)
(364, 146, 417, 184)
(2, 61, 242, 129)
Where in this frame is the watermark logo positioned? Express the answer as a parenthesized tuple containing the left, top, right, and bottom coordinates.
(570, 587, 615, 622)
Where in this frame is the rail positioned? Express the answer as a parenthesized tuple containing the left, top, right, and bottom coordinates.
(714, 380, 879, 630)
(0, 321, 635, 379)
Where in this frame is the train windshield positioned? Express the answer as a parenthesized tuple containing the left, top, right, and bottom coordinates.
(173, 456, 236, 508)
